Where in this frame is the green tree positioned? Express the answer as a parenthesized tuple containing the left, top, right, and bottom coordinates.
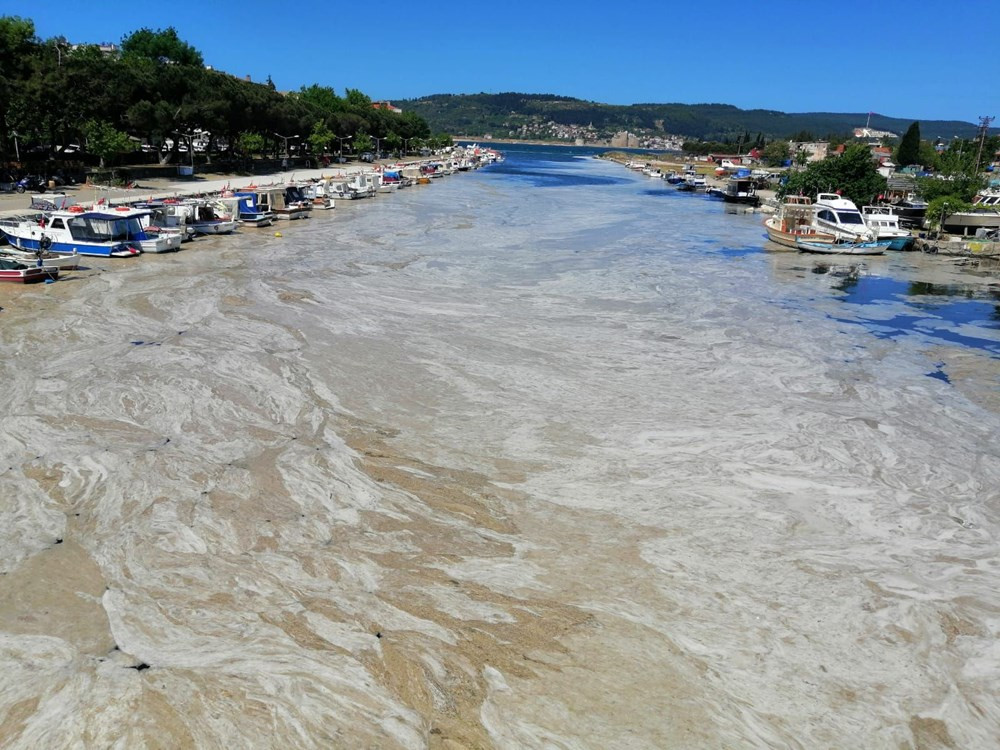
(782, 143, 887, 206)
(761, 139, 791, 166)
(307, 120, 333, 159)
(926, 195, 973, 234)
(352, 130, 373, 155)
(235, 130, 264, 170)
(121, 27, 202, 66)
(82, 119, 134, 168)
(896, 121, 921, 167)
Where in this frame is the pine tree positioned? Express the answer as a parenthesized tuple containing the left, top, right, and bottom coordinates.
(897, 121, 921, 166)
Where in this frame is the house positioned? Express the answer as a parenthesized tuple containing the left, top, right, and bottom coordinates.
(789, 142, 829, 162)
(372, 101, 403, 114)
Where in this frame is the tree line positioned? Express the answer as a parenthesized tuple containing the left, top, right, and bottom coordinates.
(0, 16, 450, 170)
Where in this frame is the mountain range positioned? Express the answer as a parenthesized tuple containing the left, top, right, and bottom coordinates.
(395, 93, 992, 144)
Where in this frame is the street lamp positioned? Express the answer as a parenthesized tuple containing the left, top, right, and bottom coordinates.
(273, 132, 298, 158)
(11, 130, 20, 162)
(336, 135, 352, 162)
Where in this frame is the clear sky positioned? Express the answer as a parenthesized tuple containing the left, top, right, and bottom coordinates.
(22, 0, 999, 125)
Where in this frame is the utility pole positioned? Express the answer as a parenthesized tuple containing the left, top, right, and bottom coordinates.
(973, 115, 995, 176)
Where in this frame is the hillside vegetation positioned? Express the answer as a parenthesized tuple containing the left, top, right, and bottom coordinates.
(397, 93, 989, 143)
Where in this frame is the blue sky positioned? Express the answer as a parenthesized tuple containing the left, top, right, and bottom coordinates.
(23, 0, 999, 125)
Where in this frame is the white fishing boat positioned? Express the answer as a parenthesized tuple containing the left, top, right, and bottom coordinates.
(861, 206, 914, 250)
(186, 199, 238, 235)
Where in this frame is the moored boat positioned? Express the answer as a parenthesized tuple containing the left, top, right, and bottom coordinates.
(722, 178, 761, 206)
(796, 237, 885, 255)
(0, 256, 59, 282)
(0, 245, 81, 270)
(0, 206, 146, 257)
(222, 193, 276, 226)
(812, 193, 877, 243)
(763, 196, 837, 249)
(861, 205, 914, 250)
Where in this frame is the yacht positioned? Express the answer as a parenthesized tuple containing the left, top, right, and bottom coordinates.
(812, 193, 876, 242)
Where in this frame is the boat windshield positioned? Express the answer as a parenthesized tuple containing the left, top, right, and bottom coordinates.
(68, 216, 145, 241)
(837, 211, 864, 225)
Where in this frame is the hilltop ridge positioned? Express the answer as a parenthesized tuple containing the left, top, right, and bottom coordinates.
(395, 92, 991, 145)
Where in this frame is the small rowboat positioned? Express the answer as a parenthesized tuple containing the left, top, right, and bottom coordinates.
(0, 247, 80, 270)
(796, 238, 885, 255)
(0, 257, 59, 283)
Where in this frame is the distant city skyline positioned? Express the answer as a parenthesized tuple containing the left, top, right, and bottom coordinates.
(25, 0, 999, 125)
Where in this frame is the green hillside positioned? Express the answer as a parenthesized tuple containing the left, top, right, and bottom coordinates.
(396, 93, 989, 143)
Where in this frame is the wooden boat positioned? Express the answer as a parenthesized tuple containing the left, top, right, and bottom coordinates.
(0, 256, 59, 283)
(763, 196, 837, 249)
(796, 238, 885, 255)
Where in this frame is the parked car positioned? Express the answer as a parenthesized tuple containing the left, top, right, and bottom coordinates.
(360, 152, 374, 162)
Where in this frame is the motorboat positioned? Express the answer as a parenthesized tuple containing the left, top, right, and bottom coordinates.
(796, 237, 885, 255)
(298, 182, 335, 210)
(245, 186, 310, 219)
(763, 196, 837, 249)
(134, 201, 196, 243)
(221, 193, 276, 226)
(185, 199, 238, 235)
(676, 176, 707, 192)
(861, 205, 914, 250)
(0, 256, 59, 282)
(283, 184, 314, 214)
(722, 178, 761, 207)
(811, 193, 877, 242)
(0, 206, 151, 257)
(891, 192, 928, 230)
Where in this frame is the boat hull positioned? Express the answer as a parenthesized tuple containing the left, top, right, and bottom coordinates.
(191, 220, 238, 235)
(0, 265, 59, 283)
(763, 219, 837, 250)
(3, 233, 139, 257)
(796, 239, 885, 255)
(0, 249, 80, 269)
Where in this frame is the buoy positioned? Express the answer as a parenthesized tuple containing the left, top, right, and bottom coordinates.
(274, 232, 282, 238)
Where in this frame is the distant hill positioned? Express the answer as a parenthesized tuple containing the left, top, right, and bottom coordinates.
(395, 93, 990, 143)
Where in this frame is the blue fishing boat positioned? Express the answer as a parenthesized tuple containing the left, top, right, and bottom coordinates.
(796, 237, 885, 255)
(0, 205, 153, 257)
